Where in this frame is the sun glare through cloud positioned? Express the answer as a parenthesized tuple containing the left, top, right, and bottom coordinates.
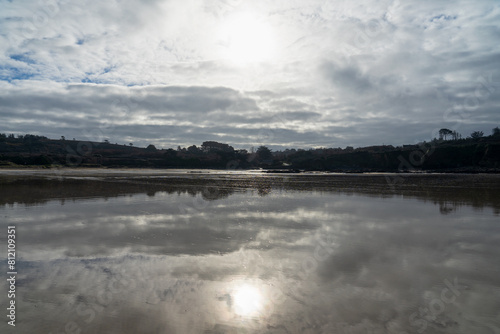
(217, 11, 277, 65)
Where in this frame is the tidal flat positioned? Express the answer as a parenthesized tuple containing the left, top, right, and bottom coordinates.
(1, 169, 499, 333)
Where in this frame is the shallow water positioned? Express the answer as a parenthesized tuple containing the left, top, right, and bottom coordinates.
(1, 170, 499, 333)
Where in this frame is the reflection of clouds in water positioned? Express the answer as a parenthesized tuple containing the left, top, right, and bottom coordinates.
(6, 254, 278, 333)
(1, 182, 500, 333)
(8, 191, 331, 260)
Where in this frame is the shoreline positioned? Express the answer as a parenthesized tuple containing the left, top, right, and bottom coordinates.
(0, 165, 499, 175)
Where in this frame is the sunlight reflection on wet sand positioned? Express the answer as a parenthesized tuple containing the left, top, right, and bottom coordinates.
(0, 171, 499, 333)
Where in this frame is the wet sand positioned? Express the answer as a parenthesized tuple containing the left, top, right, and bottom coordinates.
(0, 170, 499, 333)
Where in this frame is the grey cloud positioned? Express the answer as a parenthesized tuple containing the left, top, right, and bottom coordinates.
(266, 98, 317, 111)
(320, 61, 374, 94)
(1, 84, 259, 114)
(201, 110, 322, 125)
(0, 82, 336, 148)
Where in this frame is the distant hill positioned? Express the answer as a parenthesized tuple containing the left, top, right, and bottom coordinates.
(0, 131, 499, 172)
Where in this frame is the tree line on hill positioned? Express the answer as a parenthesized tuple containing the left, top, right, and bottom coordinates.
(0, 127, 499, 172)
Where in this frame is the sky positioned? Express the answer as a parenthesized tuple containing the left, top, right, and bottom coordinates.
(1, 0, 500, 150)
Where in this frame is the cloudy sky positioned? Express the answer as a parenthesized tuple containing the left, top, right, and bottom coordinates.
(1, 0, 499, 150)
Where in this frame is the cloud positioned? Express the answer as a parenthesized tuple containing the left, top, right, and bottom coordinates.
(321, 61, 374, 94)
(0, 0, 499, 148)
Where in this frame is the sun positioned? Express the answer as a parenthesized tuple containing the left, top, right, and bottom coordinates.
(217, 12, 276, 64)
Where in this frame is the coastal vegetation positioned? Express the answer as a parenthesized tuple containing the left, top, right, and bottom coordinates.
(1, 127, 499, 172)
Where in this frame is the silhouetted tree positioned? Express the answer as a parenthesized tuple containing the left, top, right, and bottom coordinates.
(492, 127, 500, 136)
(146, 144, 157, 151)
(256, 146, 272, 161)
(439, 128, 453, 140)
(164, 148, 177, 158)
(187, 145, 201, 154)
(470, 131, 484, 139)
(201, 141, 234, 153)
(451, 131, 461, 140)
